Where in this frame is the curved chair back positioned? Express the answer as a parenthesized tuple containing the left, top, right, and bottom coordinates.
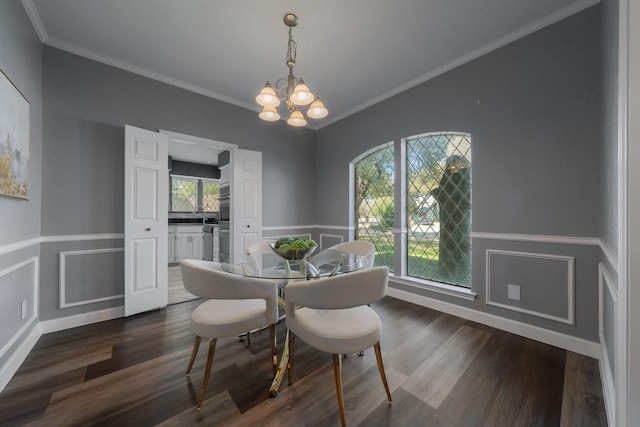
(285, 266, 388, 313)
(180, 259, 278, 322)
(330, 240, 376, 267)
(245, 239, 277, 263)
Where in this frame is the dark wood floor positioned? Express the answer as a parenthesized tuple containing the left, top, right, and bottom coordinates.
(0, 297, 607, 426)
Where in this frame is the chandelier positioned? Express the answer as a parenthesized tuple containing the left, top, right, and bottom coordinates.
(256, 13, 328, 127)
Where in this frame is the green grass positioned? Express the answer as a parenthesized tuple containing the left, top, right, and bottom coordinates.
(360, 230, 471, 287)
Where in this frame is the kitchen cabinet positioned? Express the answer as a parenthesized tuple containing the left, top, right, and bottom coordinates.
(168, 226, 177, 263)
(169, 225, 204, 263)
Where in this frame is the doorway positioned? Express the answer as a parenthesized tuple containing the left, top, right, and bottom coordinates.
(161, 129, 238, 305)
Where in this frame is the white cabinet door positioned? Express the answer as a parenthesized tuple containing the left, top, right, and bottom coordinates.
(176, 231, 203, 261)
(231, 149, 262, 263)
(124, 125, 168, 317)
(176, 233, 190, 260)
(168, 232, 176, 263)
(191, 233, 203, 260)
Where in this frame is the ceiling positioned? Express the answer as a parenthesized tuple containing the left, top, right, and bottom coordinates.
(23, 0, 596, 135)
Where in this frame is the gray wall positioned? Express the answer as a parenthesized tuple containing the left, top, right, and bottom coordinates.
(0, 1, 42, 370)
(39, 46, 317, 320)
(315, 6, 603, 341)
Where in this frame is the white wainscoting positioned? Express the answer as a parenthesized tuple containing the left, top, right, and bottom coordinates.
(319, 233, 343, 250)
(387, 286, 600, 359)
(485, 249, 576, 325)
(59, 247, 124, 309)
(598, 262, 617, 427)
(0, 256, 40, 392)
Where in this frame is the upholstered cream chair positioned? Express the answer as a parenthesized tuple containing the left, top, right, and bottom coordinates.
(180, 259, 279, 410)
(285, 266, 392, 426)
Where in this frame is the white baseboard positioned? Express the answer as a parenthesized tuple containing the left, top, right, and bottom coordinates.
(40, 306, 124, 334)
(0, 323, 41, 393)
(599, 342, 616, 427)
(387, 287, 601, 359)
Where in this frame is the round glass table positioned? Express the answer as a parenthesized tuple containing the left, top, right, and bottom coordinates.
(221, 248, 367, 280)
(220, 246, 369, 396)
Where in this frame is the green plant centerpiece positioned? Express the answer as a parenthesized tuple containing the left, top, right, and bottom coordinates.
(270, 237, 318, 260)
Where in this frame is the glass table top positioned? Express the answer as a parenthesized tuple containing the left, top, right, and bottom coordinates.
(221, 248, 367, 280)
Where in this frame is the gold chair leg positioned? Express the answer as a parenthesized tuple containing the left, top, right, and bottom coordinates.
(196, 338, 217, 411)
(186, 335, 201, 375)
(374, 342, 392, 402)
(288, 332, 296, 385)
(270, 324, 278, 376)
(333, 354, 346, 427)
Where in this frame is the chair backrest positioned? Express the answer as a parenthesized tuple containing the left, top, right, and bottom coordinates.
(330, 240, 376, 267)
(245, 239, 277, 263)
(180, 259, 279, 321)
(285, 266, 388, 313)
(245, 239, 286, 273)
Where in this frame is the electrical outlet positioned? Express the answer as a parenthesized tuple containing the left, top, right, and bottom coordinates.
(21, 299, 27, 320)
(507, 284, 521, 301)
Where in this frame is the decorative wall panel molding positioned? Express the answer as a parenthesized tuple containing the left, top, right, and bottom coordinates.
(319, 234, 343, 250)
(485, 249, 575, 325)
(0, 256, 38, 360)
(59, 248, 124, 309)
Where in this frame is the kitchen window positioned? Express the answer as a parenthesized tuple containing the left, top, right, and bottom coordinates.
(170, 175, 220, 212)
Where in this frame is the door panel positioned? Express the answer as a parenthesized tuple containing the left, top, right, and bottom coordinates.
(124, 125, 168, 317)
(232, 149, 262, 263)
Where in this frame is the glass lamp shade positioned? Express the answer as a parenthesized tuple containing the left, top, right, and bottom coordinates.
(256, 83, 280, 107)
(287, 109, 307, 127)
(259, 106, 281, 121)
(307, 98, 328, 119)
(290, 80, 314, 106)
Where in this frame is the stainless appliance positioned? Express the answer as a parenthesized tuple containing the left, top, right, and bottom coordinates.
(218, 223, 230, 263)
(218, 185, 231, 262)
(202, 224, 219, 262)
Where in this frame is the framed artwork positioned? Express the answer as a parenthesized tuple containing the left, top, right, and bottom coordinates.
(0, 68, 30, 200)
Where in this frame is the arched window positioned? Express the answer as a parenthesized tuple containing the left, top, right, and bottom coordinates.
(353, 143, 395, 271)
(352, 132, 472, 288)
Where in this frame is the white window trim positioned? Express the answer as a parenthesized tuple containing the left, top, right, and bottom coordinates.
(390, 275, 477, 301)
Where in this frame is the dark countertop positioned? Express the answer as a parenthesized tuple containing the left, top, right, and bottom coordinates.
(169, 218, 218, 225)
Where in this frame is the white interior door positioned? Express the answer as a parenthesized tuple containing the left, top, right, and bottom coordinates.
(124, 125, 169, 316)
(232, 149, 262, 263)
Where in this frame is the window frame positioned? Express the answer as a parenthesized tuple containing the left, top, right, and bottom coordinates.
(170, 174, 220, 213)
(350, 135, 476, 301)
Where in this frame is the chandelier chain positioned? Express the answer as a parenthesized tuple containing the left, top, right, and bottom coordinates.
(286, 28, 297, 68)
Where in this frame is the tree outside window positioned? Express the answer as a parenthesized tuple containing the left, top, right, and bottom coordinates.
(354, 144, 395, 271)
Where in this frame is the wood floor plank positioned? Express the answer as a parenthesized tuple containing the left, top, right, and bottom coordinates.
(157, 390, 242, 427)
(0, 296, 608, 426)
(560, 351, 608, 426)
(358, 387, 437, 426)
(481, 338, 566, 427)
(383, 312, 466, 376)
(401, 324, 491, 408)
